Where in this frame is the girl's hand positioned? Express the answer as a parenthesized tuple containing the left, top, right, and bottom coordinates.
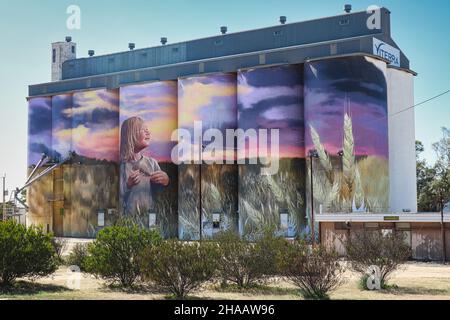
(127, 169, 141, 189)
(150, 171, 170, 187)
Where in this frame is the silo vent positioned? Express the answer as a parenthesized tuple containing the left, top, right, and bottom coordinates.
(220, 26, 228, 34)
(88, 50, 95, 57)
(128, 43, 135, 50)
(65, 36, 72, 43)
(161, 37, 167, 45)
(279, 16, 287, 24)
(344, 4, 352, 13)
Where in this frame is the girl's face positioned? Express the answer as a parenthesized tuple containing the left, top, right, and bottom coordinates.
(134, 125, 151, 152)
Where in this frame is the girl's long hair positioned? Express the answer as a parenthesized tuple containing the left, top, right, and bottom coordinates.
(120, 116, 144, 162)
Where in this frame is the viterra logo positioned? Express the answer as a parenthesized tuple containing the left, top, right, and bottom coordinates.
(170, 121, 280, 176)
(374, 42, 400, 66)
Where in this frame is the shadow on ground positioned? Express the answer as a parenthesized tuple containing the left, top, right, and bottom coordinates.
(213, 283, 300, 297)
(384, 286, 448, 296)
(0, 281, 71, 297)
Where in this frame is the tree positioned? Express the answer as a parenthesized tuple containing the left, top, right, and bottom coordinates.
(140, 240, 219, 299)
(0, 220, 58, 287)
(84, 221, 161, 287)
(279, 241, 345, 299)
(215, 229, 288, 288)
(432, 127, 450, 210)
(416, 129, 450, 212)
(344, 230, 411, 288)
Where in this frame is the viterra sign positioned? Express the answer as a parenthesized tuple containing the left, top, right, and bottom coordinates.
(27, 56, 390, 240)
(373, 38, 400, 67)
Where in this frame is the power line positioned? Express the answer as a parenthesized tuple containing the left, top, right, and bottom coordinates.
(390, 89, 450, 118)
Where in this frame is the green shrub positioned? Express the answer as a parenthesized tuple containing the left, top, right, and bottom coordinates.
(65, 243, 89, 271)
(279, 241, 345, 300)
(0, 220, 58, 287)
(215, 230, 287, 288)
(51, 238, 68, 265)
(84, 221, 161, 287)
(140, 240, 219, 299)
(344, 230, 411, 287)
(255, 229, 290, 276)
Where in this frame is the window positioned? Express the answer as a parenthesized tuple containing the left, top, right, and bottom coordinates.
(52, 49, 56, 63)
(149, 213, 157, 228)
(212, 213, 221, 229)
(339, 19, 350, 26)
(273, 30, 283, 36)
(71, 46, 75, 54)
(98, 211, 105, 227)
(214, 39, 223, 46)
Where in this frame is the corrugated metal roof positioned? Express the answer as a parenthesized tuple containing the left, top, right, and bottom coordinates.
(29, 7, 411, 97)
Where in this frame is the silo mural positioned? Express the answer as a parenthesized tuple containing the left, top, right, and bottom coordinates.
(25, 55, 392, 240)
(119, 81, 178, 237)
(69, 89, 120, 237)
(51, 94, 72, 162)
(178, 73, 238, 240)
(237, 65, 307, 238)
(27, 97, 53, 231)
(28, 97, 52, 166)
(304, 56, 389, 223)
(51, 94, 73, 236)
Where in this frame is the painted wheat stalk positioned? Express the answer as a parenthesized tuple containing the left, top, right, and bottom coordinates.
(353, 167, 365, 210)
(310, 124, 333, 176)
(342, 113, 356, 204)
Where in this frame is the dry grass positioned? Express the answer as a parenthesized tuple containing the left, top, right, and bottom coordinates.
(1, 262, 449, 300)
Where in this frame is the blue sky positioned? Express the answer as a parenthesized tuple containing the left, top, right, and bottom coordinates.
(0, 0, 449, 192)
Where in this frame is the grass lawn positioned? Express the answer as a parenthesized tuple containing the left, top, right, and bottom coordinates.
(1, 262, 449, 300)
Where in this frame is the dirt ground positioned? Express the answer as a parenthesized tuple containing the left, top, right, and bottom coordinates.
(1, 262, 449, 300)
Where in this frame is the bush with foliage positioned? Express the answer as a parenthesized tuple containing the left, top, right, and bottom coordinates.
(84, 221, 161, 287)
(215, 230, 287, 288)
(279, 241, 345, 300)
(51, 238, 68, 264)
(140, 240, 219, 299)
(0, 220, 58, 287)
(65, 243, 89, 271)
(344, 230, 411, 288)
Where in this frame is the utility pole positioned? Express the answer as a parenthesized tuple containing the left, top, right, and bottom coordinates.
(2, 174, 6, 221)
(440, 189, 447, 263)
(199, 145, 206, 241)
(309, 150, 319, 246)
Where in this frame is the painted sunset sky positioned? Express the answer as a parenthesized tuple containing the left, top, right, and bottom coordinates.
(304, 56, 389, 158)
(120, 81, 178, 163)
(52, 94, 72, 161)
(178, 73, 237, 161)
(28, 97, 52, 166)
(238, 65, 305, 159)
(72, 89, 120, 162)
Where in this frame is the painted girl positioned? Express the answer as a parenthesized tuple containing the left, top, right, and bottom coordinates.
(120, 116, 169, 216)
